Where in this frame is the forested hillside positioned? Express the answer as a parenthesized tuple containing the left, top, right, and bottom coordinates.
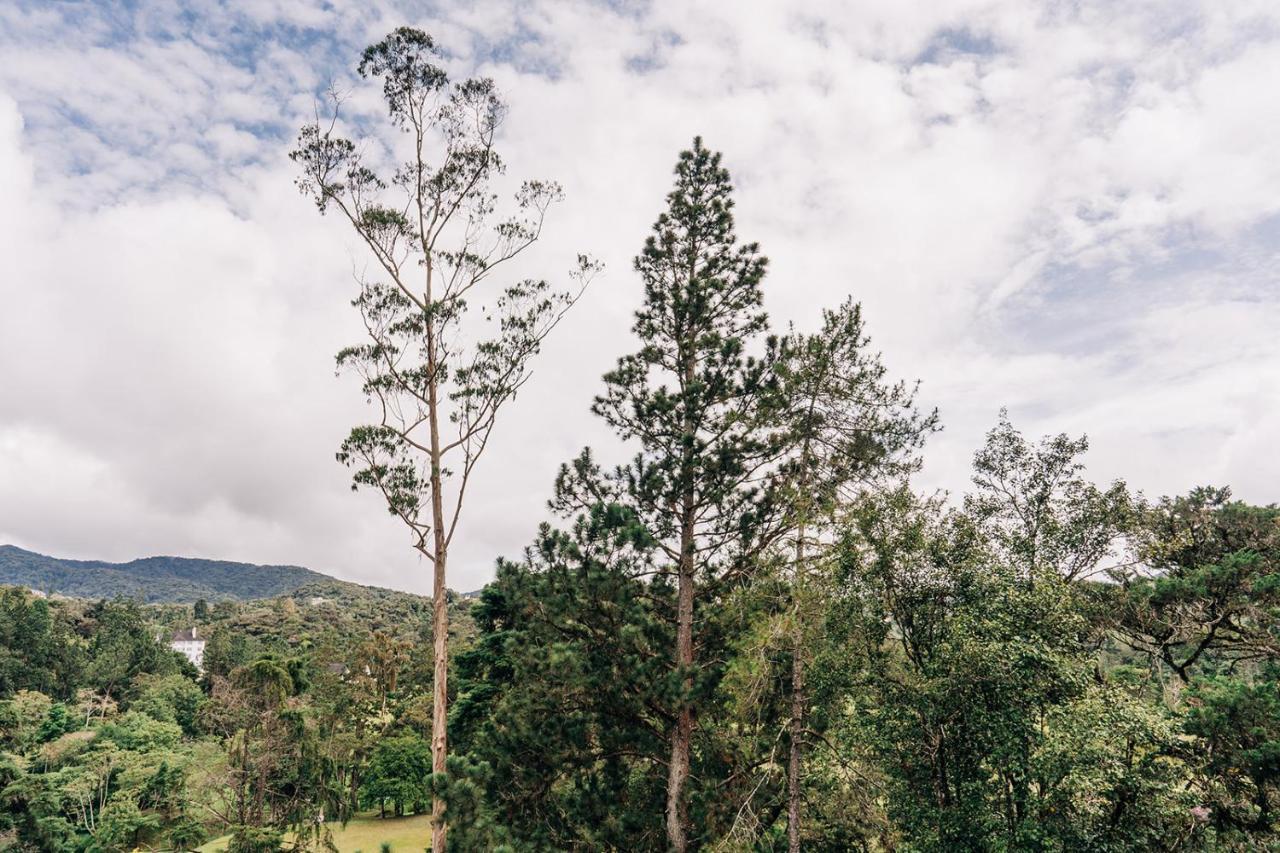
(0, 582, 476, 852)
(0, 546, 367, 604)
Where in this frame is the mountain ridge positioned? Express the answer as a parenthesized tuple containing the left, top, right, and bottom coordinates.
(0, 544, 367, 603)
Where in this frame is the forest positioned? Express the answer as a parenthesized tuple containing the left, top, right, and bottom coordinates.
(3, 26, 1279, 853)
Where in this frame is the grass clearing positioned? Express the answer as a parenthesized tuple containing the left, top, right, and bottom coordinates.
(196, 812, 433, 852)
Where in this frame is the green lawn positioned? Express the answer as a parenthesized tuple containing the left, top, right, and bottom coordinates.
(196, 812, 433, 853)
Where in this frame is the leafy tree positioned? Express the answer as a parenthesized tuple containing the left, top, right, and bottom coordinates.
(291, 27, 594, 851)
(363, 734, 432, 817)
(0, 754, 78, 852)
(0, 588, 81, 700)
(1115, 487, 1280, 683)
(168, 814, 206, 851)
(763, 300, 937, 849)
(133, 673, 205, 736)
(966, 410, 1133, 586)
(0, 690, 54, 754)
(201, 626, 254, 683)
(201, 669, 332, 848)
(1109, 488, 1280, 844)
(358, 630, 411, 714)
(98, 710, 183, 753)
(37, 702, 73, 744)
(833, 420, 1184, 851)
(95, 798, 160, 851)
(1184, 672, 1280, 839)
(138, 759, 187, 823)
(82, 599, 175, 702)
(233, 657, 294, 711)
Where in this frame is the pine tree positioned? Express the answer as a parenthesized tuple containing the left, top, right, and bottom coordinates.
(558, 138, 778, 850)
(449, 512, 671, 849)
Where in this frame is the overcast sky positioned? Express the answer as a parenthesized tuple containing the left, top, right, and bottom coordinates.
(1, 0, 1278, 594)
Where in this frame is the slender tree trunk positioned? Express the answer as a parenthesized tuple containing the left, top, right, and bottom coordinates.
(787, 532, 807, 853)
(426, 267, 450, 853)
(666, 506, 695, 853)
(430, 535, 448, 852)
(667, 327, 698, 853)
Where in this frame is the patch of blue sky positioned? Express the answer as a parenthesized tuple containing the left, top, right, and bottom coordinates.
(218, 20, 351, 80)
(596, 0, 651, 18)
(990, 266, 1159, 363)
(625, 29, 682, 74)
(995, 219, 1280, 358)
(13, 3, 352, 141)
(469, 20, 565, 80)
(913, 26, 999, 66)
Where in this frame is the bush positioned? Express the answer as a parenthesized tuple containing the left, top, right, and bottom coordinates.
(227, 825, 283, 853)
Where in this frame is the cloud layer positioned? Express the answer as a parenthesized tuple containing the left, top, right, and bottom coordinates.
(2, 0, 1278, 592)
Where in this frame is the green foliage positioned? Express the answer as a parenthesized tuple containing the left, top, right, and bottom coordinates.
(966, 411, 1135, 584)
(83, 598, 178, 699)
(169, 814, 206, 851)
(826, 425, 1204, 851)
(0, 575, 454, 851)
(1185, 672, 1280, 838)
(447, 405, 1280, 850)
(549, 137, 784, 850)
(573, 137, 775, 560)
(0, 689, 55, 753)
(1115, 487, 1280, 682)
(450, 530, 672, 849)
(133, 673, 206, 735)
(363, 735, 433, 816)
(98, 710, 183, 752)
(227, 824, 283, 853)
(0, 586, 82, 699)
(1, 464, 1276, 851)
(95, 798, 161, 850)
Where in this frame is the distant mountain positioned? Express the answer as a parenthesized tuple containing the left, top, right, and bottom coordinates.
(0, 544, 336, 603)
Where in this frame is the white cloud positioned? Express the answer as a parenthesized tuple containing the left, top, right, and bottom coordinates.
(1, 0, 1278, 593)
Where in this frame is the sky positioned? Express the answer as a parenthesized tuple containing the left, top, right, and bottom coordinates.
(1, 0, 1278, 594)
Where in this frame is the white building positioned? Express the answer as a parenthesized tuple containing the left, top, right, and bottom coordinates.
(170, 627, 206, 670)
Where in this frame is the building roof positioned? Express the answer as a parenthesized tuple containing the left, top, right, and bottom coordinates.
(170, 627, 202, 642)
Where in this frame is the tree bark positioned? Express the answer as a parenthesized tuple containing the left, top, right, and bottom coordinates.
(666, 525, 695, 853)
(427, 265, 450, 853)
(787, 633, 805, 851)
(787, 533, 807, 853)
(430, 536, 448, 853)
(667, 320, 699, 853)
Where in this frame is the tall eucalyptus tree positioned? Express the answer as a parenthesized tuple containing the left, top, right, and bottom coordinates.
(291, 28, 593, 851)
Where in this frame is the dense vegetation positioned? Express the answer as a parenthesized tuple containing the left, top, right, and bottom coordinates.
(3, 455, 1275, 851)
(0, 581, 475, 852)
(4, 25, 1278, 853)
(0, 547, 335, 604)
